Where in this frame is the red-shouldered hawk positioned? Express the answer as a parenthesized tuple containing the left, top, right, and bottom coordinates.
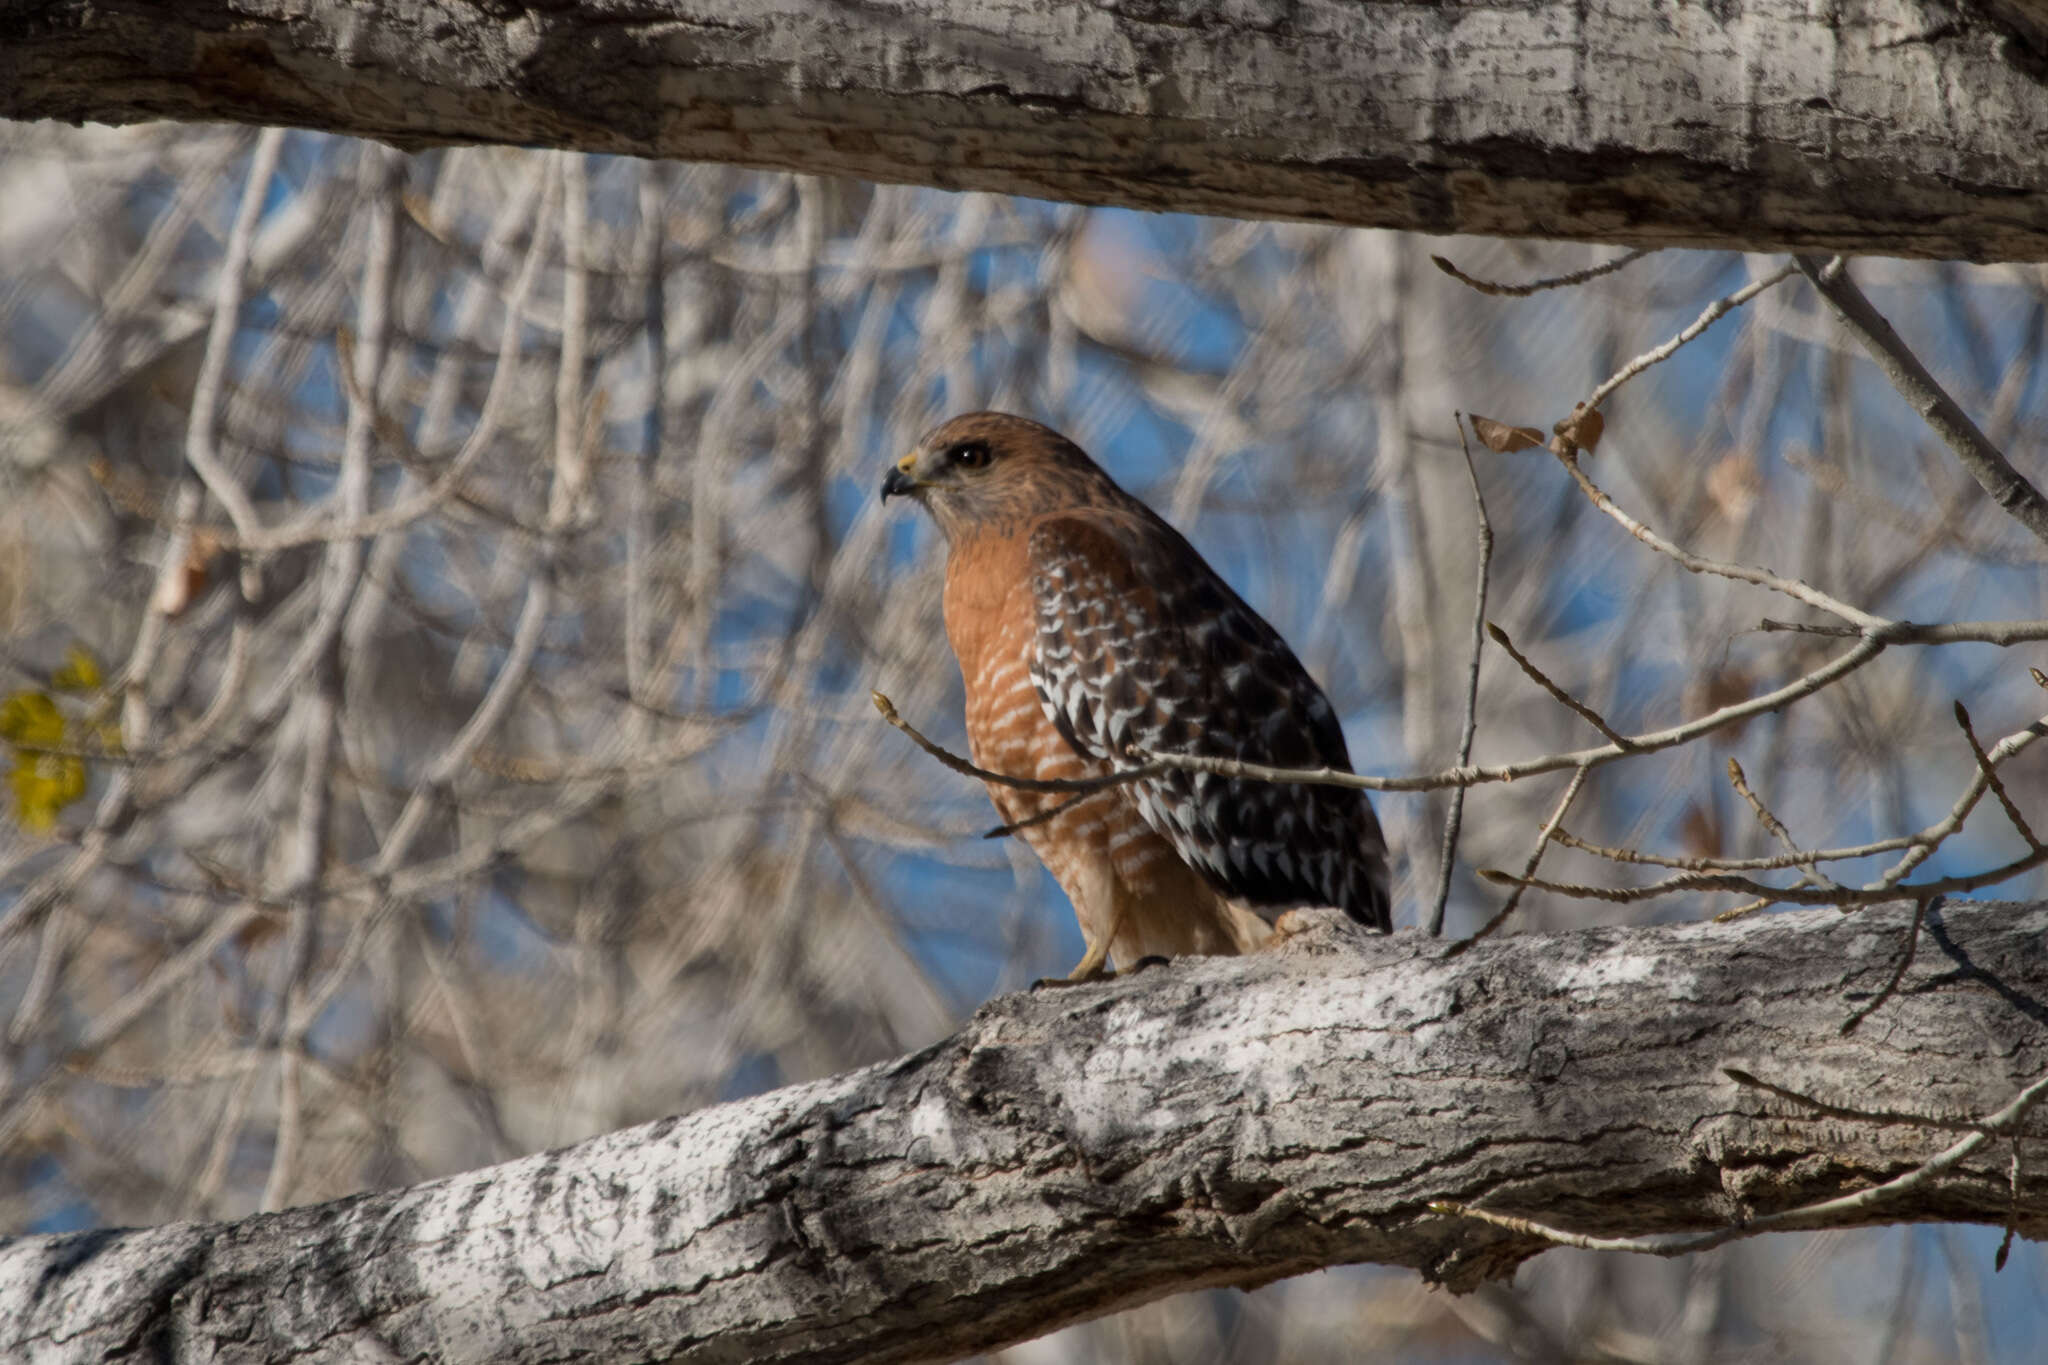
(883, 412, 1391, 979)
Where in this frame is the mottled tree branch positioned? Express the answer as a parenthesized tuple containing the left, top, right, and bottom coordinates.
(6, 899, 2048, 1365)
(5, 0, 2048, 259)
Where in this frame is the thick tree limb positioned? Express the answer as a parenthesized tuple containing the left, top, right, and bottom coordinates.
(6, 899, 2048, 1365)
(5, 0, 2048, 260)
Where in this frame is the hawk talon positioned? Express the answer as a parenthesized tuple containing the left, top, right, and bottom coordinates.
(1031, 970, 1107, 991)
(1028, 952, 1169, 990)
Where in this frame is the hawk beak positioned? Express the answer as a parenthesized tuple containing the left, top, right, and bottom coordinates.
(879, 453, 922, 504)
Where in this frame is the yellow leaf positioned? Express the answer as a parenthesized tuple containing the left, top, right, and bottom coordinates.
(50, 646, 103, 692)
(0, 691, 91, 831)
(0, 691, 65, 748)
(10, 749, 86, 832)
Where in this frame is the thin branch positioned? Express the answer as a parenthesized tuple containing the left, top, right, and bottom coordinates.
(984, 787, 1107, 839)
(1483, 845, 2048, 909)
(1554, 708, 2048, 877)
(1758, 617, 2048, 645)
(1795, 255, 2048, 547)
(1485, 621, 1634, 749)
(1956, 701, 2043, 851)
(1445, 764, 1591, 956)
(1581, 262, 1798, 414)
(881, 631, 1881, 805)
(871, 691, 1168, 796)
(869, 628, 1891, 808)
(1128, 633, 1891, 792)
(181, 128, 285, 585)
(1429, 415, 1493, 938)
(1726, 757, 1839, 892)
(1554, 447, 1888, 630)
(1431, 248, 1655, 298)
(1438, 1061, 2048, 1258)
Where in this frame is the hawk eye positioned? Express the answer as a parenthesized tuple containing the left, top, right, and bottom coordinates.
(947, 441, 992, 469)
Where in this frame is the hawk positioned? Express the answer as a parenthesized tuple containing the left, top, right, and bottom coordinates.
(882, 412, 1391, 978)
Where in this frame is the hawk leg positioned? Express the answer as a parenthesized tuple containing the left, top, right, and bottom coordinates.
(1031, 891, 1132, 989)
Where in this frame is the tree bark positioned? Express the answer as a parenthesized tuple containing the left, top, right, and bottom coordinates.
(4, 1, 2048, 261)
(4, 899, 2046, 1365)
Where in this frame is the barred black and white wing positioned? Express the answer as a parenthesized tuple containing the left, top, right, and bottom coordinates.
(1026, 513, 1391, 930)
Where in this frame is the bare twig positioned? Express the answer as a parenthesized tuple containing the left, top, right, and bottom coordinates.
(1133, 634, 1890, 792)
(1485, 621, 1634, 749)
(1428, 416, 1493, 937)
(1446, 764, 1591, 956)
(1956, 702, 2043, 851)
(1582, 262, 1798, 414)
(1435, 1062, 2048, 1257)
(1758, 617, 2048, 646)
(1483, 846, 2048, 909)
(879, 627, 1883, 807)
(1431, 248, 1655, 298)
(1726, 757, 1840, 893)
(1795, 255, 2048, 547)
(1554, 448, 1888, 630)
(181, 127, 285, 586)
(983, 787, 1106, 839)
(872, 691, 1167, 796)
(1554, 709, 2048, 880)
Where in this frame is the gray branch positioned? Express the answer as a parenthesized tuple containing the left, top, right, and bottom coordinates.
(5, 0, 2048, 259)
(6, 899, 2048, 1365)
(1795, 254, 2048, 546)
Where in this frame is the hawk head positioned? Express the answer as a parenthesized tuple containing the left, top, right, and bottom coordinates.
(880, 411, 1118, 540)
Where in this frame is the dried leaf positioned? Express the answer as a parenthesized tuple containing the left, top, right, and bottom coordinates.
(1554, 405, 1605, 453)
(1470, 414, 1546, 454)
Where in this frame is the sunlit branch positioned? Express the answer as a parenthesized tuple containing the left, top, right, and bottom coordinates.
(1553, 447, 1888, 630)
(1759, 617, 2048, 646)
(1581, 262, 1798, 415)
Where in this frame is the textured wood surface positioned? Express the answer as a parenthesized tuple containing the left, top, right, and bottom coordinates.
(4, 1, 2048, 259)
(6, 899, 2046, 1364)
